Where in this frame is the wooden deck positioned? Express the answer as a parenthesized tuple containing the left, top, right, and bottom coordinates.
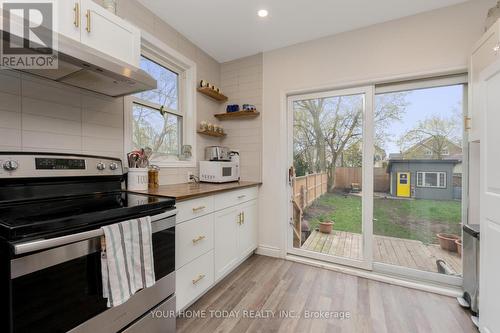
(301, 230, 462, 274)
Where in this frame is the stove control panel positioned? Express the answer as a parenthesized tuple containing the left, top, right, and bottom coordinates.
(0, 153, 123, 178)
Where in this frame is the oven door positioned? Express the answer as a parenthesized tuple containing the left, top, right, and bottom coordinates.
(7, 211, 176, 333)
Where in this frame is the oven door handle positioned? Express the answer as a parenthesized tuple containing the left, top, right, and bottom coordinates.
(12, 209, 177, 255)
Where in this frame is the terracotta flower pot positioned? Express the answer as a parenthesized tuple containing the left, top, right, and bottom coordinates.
(455, 239, 462, 257)
(436, 233, 460, 252)
(319, 221, 334, 234)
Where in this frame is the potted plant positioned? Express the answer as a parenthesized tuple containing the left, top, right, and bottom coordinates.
(318, 217, 334, 234)
(436, 233, 460, 252)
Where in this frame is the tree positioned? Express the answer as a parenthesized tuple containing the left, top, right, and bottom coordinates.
(293, 92, 408, 191)
(397, 114, 461, 159)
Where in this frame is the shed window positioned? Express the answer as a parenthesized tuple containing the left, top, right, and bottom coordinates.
(416, 172, 446, 188)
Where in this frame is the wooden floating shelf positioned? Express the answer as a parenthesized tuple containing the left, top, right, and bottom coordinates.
(214, 110, 260, 120)
(197, 87, 228, 102)
(197, 130, 226, 138)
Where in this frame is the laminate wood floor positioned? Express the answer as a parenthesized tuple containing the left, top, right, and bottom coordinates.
(177, 255, 475, 333)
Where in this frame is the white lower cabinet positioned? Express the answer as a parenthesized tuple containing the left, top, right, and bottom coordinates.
(238, 200, 258, 258)
(176, 250, 214, 312)
(214, 207, 240, 280)
(175, 186, 259, 312)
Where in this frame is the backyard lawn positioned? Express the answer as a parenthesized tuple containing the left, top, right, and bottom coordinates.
(303, 193, 461, 244)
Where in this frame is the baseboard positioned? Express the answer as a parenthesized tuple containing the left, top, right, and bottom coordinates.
(286, 254, 463, 297)
(256, 244, 283, 258)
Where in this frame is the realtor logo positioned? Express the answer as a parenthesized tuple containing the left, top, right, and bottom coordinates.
(1, 0, 58, 69)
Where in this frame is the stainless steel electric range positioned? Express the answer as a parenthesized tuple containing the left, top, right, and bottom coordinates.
(0, 152, 176, 333)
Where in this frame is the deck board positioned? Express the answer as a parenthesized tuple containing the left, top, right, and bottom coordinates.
(301, 230, 462, 274)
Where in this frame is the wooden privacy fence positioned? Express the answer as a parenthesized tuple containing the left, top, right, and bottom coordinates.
(293, 173, 328, 210)
(333, 167, 389, 193)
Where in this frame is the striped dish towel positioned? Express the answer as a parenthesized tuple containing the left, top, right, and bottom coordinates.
(101, 216, 156, 307)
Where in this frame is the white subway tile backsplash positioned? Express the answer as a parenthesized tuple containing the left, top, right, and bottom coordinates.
(0, 71, 21, 95)
(83, 109, 123, 128)
(22, 130, 82, 150)
(83, 136, 123, 153)
(0, 92, 21, 113)
(21, 76, 82, 108)
(0, 128, 21, 147)
(83, 123, 123, 139)
(22, 97, 81, 121)
(22, 114, 82, 136)
(0, 110, 21, 129)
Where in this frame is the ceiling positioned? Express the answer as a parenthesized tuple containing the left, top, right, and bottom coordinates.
(137, 0, 470, 63)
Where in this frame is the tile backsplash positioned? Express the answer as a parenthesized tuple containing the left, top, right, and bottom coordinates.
(0, 70, 125, 159)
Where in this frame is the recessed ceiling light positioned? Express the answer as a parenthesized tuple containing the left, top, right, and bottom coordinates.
(257, 9, 268, 18)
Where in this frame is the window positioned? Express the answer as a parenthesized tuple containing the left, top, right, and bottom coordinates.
(125, 33, 197, 168)
(132, 56, 182, 157)
(416, 172, 446, 188)
(442, 146, 449, 155)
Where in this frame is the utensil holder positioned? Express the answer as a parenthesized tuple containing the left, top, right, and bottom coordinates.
(128, 168, 148, 191)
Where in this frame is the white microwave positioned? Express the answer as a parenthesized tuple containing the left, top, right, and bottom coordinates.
(199, 161, 239, 183)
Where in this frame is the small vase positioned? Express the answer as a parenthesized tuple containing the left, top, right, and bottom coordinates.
(319, 221, 334, 234)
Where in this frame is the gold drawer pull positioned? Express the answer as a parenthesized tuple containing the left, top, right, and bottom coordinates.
(237, 212, 242, 225)
(192, 235, 206, 244)
(192, 206, 206, 212)
(73, 3, 80, 28)
(237, 195, 246, 199)
(192, 274, 205, 284)
(85, 9, 91, 33)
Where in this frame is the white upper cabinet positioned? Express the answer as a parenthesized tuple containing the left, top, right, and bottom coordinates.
(56, 0, 140, 67)
(80, 0, 140, 67)
(469, 19, 500, 142)
(56, 1, 81, 41)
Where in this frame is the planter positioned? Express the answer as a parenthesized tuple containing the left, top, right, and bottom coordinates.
(436, 233, 460, 252)
(319, 221, 334, 234)
(455, 239, 462, 257)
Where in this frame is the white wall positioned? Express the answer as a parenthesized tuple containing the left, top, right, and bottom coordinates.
(258, 0, 496, 257)
(220, 54, 263, 182)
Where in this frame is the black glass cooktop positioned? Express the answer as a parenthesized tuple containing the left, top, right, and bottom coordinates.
(0, 192, 175, 241)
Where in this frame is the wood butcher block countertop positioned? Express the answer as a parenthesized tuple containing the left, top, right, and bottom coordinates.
(130, 181, 261, 202)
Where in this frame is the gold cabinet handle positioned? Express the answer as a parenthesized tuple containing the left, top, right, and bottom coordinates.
(237, 212, 242, 225)
(192, 206, 206, 212)
(464, 116, 471, 130)
(85, 9, 91, 33)
(242, 211, 245, 224)
(192, 235, 206, 244)
(73, 3, 80, 28)
(192, 274, 205, 284)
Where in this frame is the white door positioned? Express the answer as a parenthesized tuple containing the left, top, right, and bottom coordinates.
(214, 207, 239, 280)
(479, 59, 500, 333)
(56, 0, 81, 41)
(80, 0, 140, 66)
(238, 200, 258, 257)
(287, 86, 374, 270)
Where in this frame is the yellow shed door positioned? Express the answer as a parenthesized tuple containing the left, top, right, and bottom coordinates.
(396, 172, 411, 197)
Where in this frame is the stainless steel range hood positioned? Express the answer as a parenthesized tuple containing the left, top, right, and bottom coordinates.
(3, 32, 157, 98)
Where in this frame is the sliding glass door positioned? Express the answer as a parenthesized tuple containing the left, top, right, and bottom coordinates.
(287, 77, 466, 284)
(287, 87, 373, 270)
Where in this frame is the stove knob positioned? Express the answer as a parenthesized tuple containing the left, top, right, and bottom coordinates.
(96, 162, 106, 171)
(109, 162, 118, 170)
(3, 160, 18, 171)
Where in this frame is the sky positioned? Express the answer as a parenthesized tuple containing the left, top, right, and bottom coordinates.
(377, 85, 464, 155)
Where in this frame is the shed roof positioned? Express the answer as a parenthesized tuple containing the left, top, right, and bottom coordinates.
(386, 159, 461, 173)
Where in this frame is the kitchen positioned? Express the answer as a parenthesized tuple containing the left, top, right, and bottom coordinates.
(0, 0, 499, 332)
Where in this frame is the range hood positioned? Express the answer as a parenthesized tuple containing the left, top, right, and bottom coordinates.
(2, 32, 157, 97)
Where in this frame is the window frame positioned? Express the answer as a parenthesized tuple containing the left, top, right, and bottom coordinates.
(416, 171, 447, 188)
(124, 31, 197, 168)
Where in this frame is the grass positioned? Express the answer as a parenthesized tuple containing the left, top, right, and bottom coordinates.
(303, 193, 461, 244)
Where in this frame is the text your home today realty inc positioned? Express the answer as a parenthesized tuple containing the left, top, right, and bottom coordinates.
(151, 309, 352, 320)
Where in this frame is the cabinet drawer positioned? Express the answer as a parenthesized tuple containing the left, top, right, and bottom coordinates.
(176, 196, 214, 223)
(176, 214, 214, 269)
(176, 250, 214, 312)
(214, 187, 258, 211)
